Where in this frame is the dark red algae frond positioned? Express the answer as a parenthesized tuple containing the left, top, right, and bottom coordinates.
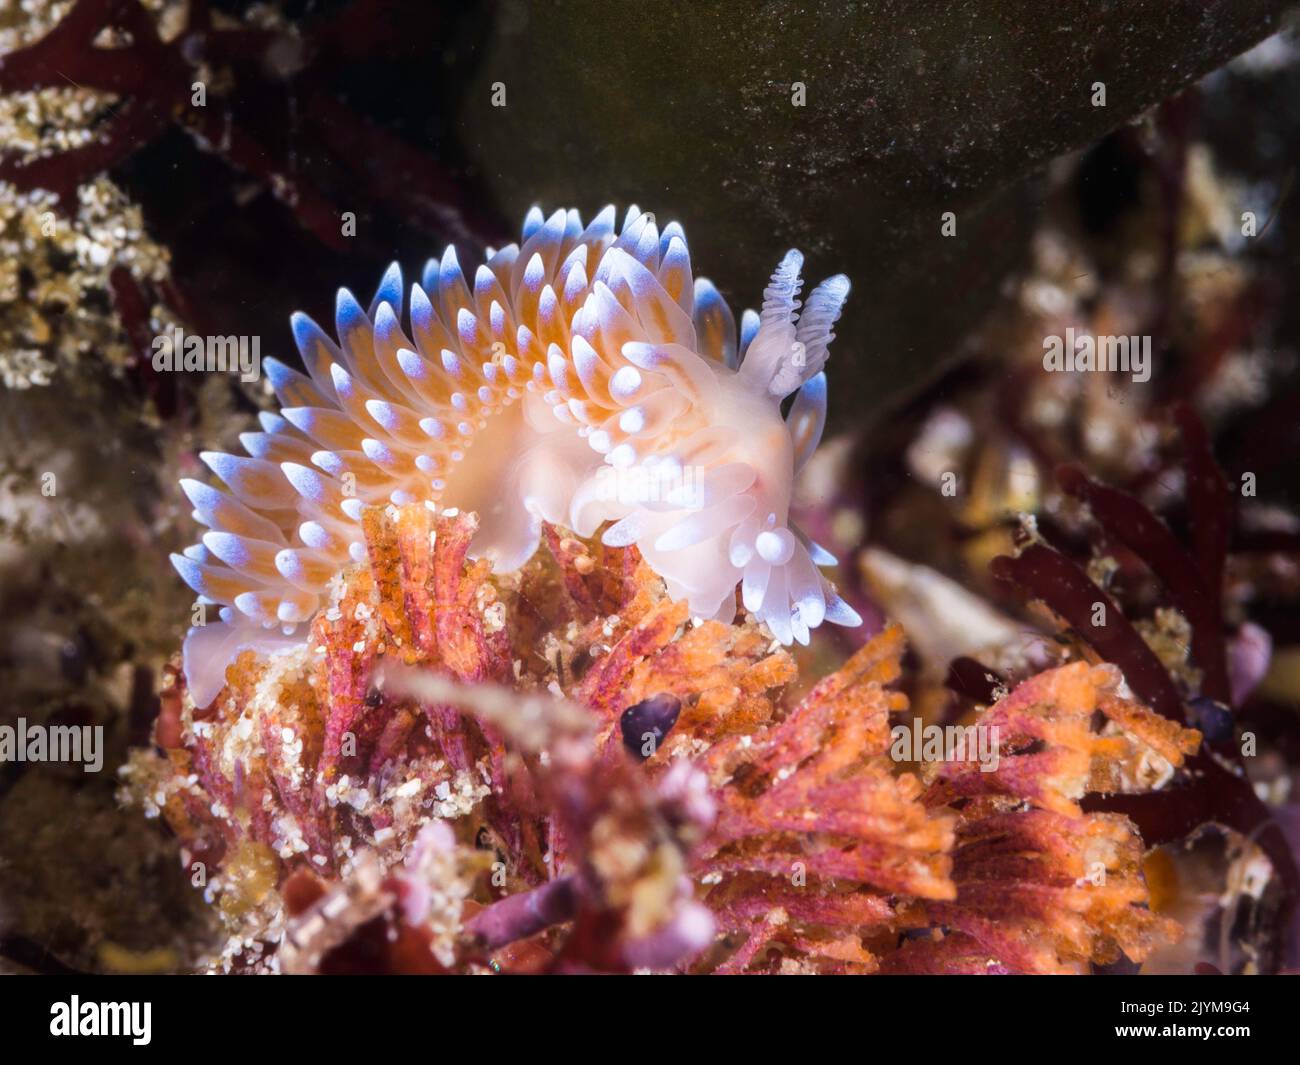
(990, 407, 1298, 967)
(0, 0, 506, 407)
(0, 0, 501, 250)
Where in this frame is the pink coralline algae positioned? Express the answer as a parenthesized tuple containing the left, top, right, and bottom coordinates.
(123, 499, 1198, 973)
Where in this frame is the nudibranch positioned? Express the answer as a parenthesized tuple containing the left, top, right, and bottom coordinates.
(172, 206, 860, 707)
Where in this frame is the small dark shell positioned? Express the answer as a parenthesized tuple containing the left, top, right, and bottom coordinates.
(620, 693, 682, 761)
(1186, 694, 1233, 744)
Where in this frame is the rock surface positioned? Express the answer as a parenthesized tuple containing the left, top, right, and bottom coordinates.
(459, 0, 1286, 425)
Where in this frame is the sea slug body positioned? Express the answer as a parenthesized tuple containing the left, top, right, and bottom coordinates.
(172, 206, 860, 706)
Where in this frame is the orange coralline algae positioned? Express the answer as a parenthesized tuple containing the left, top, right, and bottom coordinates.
(122, 501, 1198, 974)
(888, 663, 1201, 974)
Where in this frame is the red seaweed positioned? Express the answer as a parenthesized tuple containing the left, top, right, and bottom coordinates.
(1056, 462, 1230, 705)
(991, 408, 1297, 968)
(0, 0, 503, 248)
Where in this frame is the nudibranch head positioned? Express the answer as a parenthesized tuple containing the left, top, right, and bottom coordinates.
(173, 205, 860, 706)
